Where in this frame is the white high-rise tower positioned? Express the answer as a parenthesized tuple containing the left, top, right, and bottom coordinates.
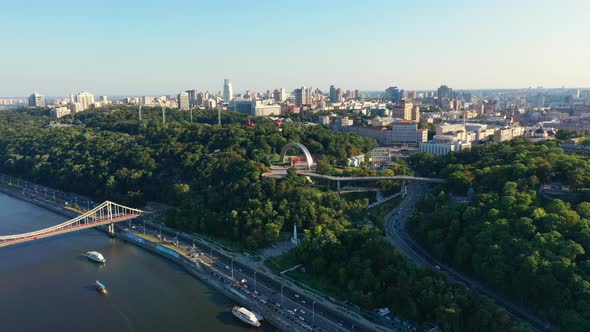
(223, 79, 233, 103)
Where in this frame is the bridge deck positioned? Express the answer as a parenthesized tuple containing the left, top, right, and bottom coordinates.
(262, 167, 447, 183)
(0, 213, 141, 248)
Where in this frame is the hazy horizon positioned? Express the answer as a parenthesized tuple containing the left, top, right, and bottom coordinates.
(2, 0, 589, 96)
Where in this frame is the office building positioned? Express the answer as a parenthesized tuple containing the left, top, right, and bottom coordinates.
(28, 92, 45, 107)
(229, 100, 281, 117)
(385, 86, 403, 102)
(389, 122, 427, 145)
(223, 79, 233, 102)
(177, 91, 190, 110)
(419, 135, 471, 155)
(99, 96, 108, 103)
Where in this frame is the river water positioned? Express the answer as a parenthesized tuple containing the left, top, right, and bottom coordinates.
(0, 192, 272, 332)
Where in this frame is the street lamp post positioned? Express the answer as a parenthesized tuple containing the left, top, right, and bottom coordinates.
(312, 300, 316, 325)
(280, 284, 285, 305)
(143, 220, 146, 234)
(231, 258, 234, 279)
(351, 323, 355, 332)
(254, 271, 258, 292)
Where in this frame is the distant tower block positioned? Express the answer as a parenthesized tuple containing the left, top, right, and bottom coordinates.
(291, 224, 300, 246)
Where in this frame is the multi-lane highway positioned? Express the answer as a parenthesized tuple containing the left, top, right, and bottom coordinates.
(135, 220, 383, 332)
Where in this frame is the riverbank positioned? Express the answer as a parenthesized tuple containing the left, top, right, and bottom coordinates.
(0, 174, 386, 332)
(0, 178, 295, 332)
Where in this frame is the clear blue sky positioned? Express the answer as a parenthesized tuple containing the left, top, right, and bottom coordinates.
(1, 0, 589, 96)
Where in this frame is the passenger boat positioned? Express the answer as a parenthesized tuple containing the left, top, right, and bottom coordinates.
(95, 280, 107, 294)
(85, 251, 106, 263)
(232, 306, 261, 327)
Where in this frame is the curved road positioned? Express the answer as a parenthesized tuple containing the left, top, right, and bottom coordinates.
(385, 183, 555, 332)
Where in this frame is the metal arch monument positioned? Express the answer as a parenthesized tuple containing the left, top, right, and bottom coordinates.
(280, 142, 314, 170)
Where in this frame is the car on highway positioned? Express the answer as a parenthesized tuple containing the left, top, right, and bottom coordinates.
(434, 265, 441, 271)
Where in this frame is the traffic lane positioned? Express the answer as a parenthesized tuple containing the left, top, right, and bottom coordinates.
(138, 221, 373, 332)
(230, 254, 370, 331)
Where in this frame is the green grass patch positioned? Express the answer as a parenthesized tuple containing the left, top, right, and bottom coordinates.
(265, 252, 299, 274)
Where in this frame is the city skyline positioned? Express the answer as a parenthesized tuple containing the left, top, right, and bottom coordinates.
(2, 0, 590, 96)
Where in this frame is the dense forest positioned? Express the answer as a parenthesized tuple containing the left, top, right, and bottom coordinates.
(292, 220, 531, 332)
(0, 107, 375, 247)
(408, 140, 590, 331)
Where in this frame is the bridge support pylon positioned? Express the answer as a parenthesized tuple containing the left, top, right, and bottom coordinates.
(108, 222, 115, 237)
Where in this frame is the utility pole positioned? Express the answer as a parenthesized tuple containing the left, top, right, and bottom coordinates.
(162, 106, 166, 124)
(190, 106, 193, 122)
(217, 108, 221, 125)
(138, 104, 142, 121)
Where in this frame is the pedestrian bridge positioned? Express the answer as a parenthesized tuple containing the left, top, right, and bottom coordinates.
(299, 172, 447, 183)
(0, 201, 143, 248)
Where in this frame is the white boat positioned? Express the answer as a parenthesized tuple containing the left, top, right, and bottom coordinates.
(85, 251, 106, 263)
(95, 280, 107, 294)
(232, 306, 261, 327)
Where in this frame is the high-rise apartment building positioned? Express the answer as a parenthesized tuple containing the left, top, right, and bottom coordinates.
(76, 92, 95, 111)
(186, 90, 197, 107)
(28, 92, 45, 107)
(223, 79, 233, 102)
(273, 88, 286, 102)
(294, 87, 312, 106)
(391, 100, 414, 121)
(437, 85, 453, 100)
(329, 85, 337, 102)
(178, 91, 190, 110)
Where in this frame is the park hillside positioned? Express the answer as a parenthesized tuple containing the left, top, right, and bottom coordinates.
(0, 106, 565, 331)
